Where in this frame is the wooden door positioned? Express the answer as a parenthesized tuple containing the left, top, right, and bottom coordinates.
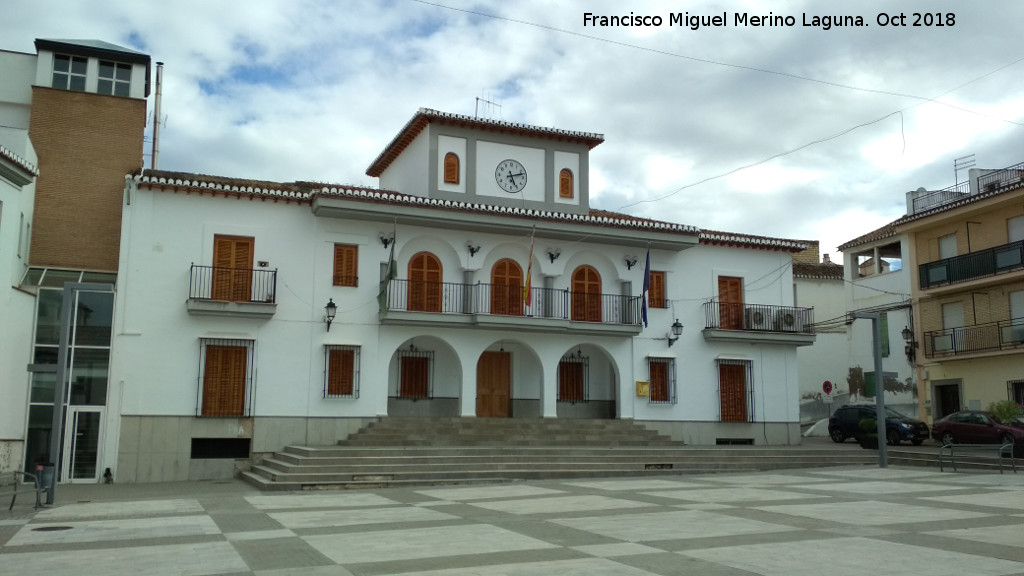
(408, 252, 442, 312)
(212, 235, 254, 301)
(571, 265, 602, 322)
(477, 351, 511, 418)
(719, 363, 747, 422)
(717, 276, 743, 329)
(491, 258, 523, 316)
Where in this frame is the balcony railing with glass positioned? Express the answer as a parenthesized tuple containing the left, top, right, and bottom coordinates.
(924, 317, 1024, 358)
(918, 239, 1024, 289)
(188, 264, 278, 304)
(383, 279, 642, 326)
(703, 301, 815, 334)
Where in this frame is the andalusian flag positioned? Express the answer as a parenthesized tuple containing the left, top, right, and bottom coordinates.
(377, 225, 397, 312)
(641, 248, 650, 328)
(523, 232, 534, 306)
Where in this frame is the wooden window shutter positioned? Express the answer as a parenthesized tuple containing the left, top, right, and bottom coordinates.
(558, 361, 583, 402)
(571, 266, 601, 322)
(333, 244, 358, 287)
(490, 258, 523, 316)
(650, 271, 666, 308)
(443, 153, 459, 184)
(559, 169, 573, 198)
(202, 345, 247, 416)
(408, 252, 442, 312)
(719, 363, 747, 422)
(400, 356, 429, 398)
(649, 360, 668, 402)
(328, 348, 355, 396)
(212, 235, 254, 302)
(717, 276, 743, 329)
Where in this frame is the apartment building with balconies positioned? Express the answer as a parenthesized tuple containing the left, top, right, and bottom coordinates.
(898, 163, 1024, 419)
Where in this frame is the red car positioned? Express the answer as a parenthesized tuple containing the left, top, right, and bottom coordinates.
(931, 410, 1024, 445)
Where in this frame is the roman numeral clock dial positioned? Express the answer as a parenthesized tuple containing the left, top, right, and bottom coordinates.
(495, 159, 527, 193)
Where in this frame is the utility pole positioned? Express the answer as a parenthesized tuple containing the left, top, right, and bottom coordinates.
(851, 311, 888, 468)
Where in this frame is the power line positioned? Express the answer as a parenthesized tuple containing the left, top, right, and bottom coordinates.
(410, 0, 1024, 126)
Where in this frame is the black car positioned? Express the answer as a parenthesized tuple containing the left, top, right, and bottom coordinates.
(828, 404, 930, 446)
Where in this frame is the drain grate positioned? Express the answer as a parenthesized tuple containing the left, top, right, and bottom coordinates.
(32, 526, 73, 532)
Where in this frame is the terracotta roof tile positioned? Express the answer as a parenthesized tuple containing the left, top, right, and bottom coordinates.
(0, 145, 39, 177)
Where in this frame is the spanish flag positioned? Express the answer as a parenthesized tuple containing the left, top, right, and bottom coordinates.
(523, 234, 534, 306)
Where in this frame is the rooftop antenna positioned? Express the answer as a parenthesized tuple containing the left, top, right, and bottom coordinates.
(953, 154, 975, 186)
(475, 95, 501, 119)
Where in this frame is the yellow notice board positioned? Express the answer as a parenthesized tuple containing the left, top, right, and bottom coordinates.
(635, 381, 650, 397)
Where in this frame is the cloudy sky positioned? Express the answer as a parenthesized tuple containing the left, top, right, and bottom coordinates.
(5, 1, 1024, 256)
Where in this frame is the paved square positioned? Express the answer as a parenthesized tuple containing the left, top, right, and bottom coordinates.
(303, 523, 558, 563)
(469, 494, 653, 515)
(550, 509, 800, 542)
(755, 500, 991, 525)
(269, 505, 457, 529)
(681, 536, 1024, 576)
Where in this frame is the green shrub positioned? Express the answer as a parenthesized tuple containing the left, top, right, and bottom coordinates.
(859, 418, 877, 434)
(988, 400, 1023, 424)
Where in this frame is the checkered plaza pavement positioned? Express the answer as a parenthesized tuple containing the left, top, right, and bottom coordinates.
(3, 466, 1024, 576)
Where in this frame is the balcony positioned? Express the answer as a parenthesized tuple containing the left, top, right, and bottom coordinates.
(380, 279, 643, 336)
(186, 264, 278, 318)
(701, 301, 816, 346)
(911, 162, 1024, 214)
(918, 239, 1024, 290)
(924, 317, 1024, 358)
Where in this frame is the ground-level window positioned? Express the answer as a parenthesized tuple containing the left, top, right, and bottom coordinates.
(398, 347, 433, 399)
(198, 339, 254, 417)
(648, 357, 676, 404)
(718, 359, 753, 422)
(1009, 380, 1024, 406)
(325, 345, 360, 398)
(558, 352, 589, 403)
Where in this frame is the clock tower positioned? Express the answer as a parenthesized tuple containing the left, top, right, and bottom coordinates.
(366, 108, 603, 216)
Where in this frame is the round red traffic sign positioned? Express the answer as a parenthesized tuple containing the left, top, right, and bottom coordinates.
(822, 380, 833, 395)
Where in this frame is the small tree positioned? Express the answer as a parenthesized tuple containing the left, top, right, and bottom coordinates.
(988, 400, 1024, 424)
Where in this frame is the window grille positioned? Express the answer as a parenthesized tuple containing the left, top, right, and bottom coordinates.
(647, 357, 677, 404)
(717, 359, 754, 422)
(325, 345, 360, 398)
(197, 338, 255, 417)
(1008, 379, 1024, 406)
(558, 351, 589, 403)
(398, 346, 433, 399)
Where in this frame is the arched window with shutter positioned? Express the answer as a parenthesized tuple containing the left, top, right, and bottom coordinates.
(559, 168, 573, 199)
(490, 258, 523, 316)
(443, 152, 460, 184)
(408, 252, 442, 312)
(571, 265, 601, 322)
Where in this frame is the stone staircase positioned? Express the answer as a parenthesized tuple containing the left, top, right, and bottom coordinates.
(241, 417, 883, 491)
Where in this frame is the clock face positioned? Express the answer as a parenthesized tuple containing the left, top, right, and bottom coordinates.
(495, 159, 527, 193)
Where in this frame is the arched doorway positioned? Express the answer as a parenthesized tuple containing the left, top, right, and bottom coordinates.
(490, 258, 523, 316)
(571, 265, 602, 322)
(408, 252, 442, 312)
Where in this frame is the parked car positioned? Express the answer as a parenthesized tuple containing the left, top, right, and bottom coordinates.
(931, 410, 1024, 446)
(828, 404, 930, 446)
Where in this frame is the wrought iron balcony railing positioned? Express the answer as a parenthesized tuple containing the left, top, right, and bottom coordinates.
(189, 264, 278, 304)
(918, 239, 1024, 289)
(703, 301, 815, 334)
(383, 279, 642, 325)
(924, 317, 1024, 358)
(911, 161, 1024, 214)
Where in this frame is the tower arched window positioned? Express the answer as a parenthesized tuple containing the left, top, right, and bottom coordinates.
(443, 153, 460, 184)
(559, 168, 574, 199)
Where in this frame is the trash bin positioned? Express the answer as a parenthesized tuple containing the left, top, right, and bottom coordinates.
(39, 463, 55, 505)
